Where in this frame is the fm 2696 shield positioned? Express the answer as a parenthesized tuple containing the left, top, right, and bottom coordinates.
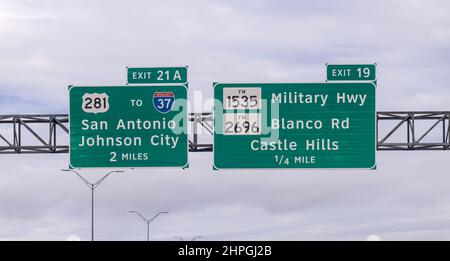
(223, 113, 261, 135)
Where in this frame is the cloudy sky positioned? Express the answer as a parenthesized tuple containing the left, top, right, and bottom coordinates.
(1, 0, 450, 241)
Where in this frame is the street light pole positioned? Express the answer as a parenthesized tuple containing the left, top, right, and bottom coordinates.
(147, 220, 150, 241)
(128, 210, 169, 241)
(92, 187, 94, 241)
(61, 169, 123, 241)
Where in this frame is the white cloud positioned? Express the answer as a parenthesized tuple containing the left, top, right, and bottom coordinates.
(0, 0, 450, 240)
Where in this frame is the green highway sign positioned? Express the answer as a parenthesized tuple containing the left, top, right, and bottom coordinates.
(127, 67, 188, 85)
(69, 85, 188, 168)
(213, 82, 376, 169)
(327, 64, 376, 81)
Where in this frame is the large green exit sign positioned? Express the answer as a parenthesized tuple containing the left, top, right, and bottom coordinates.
(213, 82, 376, 169)
(69, 85, 188, 168)
(127, 66, 188, 85)
(327, 64, 376, 81)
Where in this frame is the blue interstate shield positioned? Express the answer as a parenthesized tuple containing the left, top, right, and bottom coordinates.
(153, 91, 175, 113)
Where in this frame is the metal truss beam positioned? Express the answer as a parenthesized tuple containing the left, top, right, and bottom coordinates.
(189, 113, 213, 152)
(377, 111, 450, 150)
(0, 115, 69, 154)
(0, 112, 449, 154)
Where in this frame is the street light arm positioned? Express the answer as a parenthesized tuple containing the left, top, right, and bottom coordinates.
(191, 236, 203, 241)
(61, 169, 92, 188)
(174, 236, 185, 241)
(93, 170, 123, 189)
(149, 211, 169, 223)
(128, 211, 148, 223)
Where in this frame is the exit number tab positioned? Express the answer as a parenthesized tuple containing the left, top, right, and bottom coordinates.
(326, 64, 376, 81)
(127, 66, 188, 85)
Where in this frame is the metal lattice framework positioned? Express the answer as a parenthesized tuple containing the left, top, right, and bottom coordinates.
(0, 112, 449, 154)
(189, 113, 213, 152)
(377, 111, 450, 150)
(0, 114, 69, 154)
